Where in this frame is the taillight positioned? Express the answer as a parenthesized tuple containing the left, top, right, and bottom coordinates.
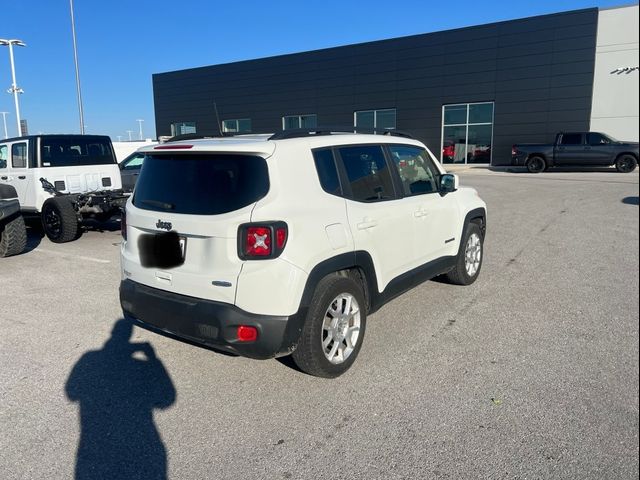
(121, 208, 127, 240)
(512, 145, 517, 156)
(238, 222, 288, 260)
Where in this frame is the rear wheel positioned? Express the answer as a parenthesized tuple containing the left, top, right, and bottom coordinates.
(292, 275, 366, 378)
(526, 156, 546, 173)
(615, 155, 637, 173)
(0, 215, 27, 257)
(42, 197, 80, 243)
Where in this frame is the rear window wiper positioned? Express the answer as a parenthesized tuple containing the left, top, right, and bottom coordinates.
(139, 199, 175, 210)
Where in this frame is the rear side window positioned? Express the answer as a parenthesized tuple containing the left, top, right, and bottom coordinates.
(133, 154, 269, 215)
(338, 145, 394, 202)
(40, 136, 115, 167)
(560, 134, 583, 146)
(313, 148, 341, 196)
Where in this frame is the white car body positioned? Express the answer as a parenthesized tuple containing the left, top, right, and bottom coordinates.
(120, 131, 487, 373)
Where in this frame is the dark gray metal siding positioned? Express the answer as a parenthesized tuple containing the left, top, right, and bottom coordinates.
(153, 8, 598, 165)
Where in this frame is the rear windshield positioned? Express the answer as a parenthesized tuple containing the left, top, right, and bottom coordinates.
(133, 154, 269, 215)
(40, 136, 116, 167)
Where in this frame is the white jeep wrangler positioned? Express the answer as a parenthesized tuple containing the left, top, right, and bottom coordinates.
(0, 134, 128, 243)
(120, 129, 487, 377)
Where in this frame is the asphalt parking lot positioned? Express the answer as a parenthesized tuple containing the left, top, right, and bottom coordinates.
(1, 168, 638, 480)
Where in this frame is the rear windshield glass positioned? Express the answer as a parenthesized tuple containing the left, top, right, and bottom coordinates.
(40, 137, 116, 167)
(133, 154, 269, 215)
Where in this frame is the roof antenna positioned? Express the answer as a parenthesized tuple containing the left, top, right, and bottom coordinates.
(213, 101, 223, 136)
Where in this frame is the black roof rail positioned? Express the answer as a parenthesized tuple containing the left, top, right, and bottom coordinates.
(268, 127, 414, 141)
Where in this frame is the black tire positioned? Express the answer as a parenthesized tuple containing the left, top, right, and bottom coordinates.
(526, 156, 546, 173)
(41, 197, 80, 243)
(0, 215, 27, 257)
(615, 155, 637, 173)
(445, 222, 484, 286)
(292, 275, 367, 378)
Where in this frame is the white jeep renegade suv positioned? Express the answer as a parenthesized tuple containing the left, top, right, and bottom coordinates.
(119, 129, 486, 377)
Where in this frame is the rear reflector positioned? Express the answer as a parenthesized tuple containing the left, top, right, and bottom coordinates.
(237, 325, 258, 342)
(154, 144, 194, 150)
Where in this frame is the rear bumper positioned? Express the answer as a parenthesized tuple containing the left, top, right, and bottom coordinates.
(119, 279, 303, 359)
(511, 154, 527, 166)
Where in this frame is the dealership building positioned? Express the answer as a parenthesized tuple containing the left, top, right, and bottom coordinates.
(152, 5, 639, 166)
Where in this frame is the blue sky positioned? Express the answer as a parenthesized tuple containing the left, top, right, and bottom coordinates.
(0, 0, 628, 140)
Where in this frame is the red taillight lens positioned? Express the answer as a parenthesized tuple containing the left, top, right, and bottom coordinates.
(511, 145, 517, 156)
(238, 222, 288, 260)
(276, 227, 287, 249)
(245, 226, 272, 256)
(237, 325, 258, 342)
(120, 208, 127, 240)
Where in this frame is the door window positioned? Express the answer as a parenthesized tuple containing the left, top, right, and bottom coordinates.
(587, 133, 610, 145)
(0, 145, 7, 169)
(560, 133, 583, 145)
(337, 145, 394, 202)
(12, 143, 27, 168)
(388, 145, 440, 196)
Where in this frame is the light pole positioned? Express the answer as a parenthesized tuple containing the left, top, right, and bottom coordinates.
(0, 111, 9, 139)
(69, 0, 85, 134)
(126, 130, 133, 141)
(117, 135, 122, 142)
(0, 39, 26, 136)
(136, 119, 144, 140)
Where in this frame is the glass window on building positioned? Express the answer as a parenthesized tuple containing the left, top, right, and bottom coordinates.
(170, 122, 196, 136)
(441, 102, 494, 164)
(283, 114, 317, 130)
(354, 109, 396, 131)
(222, 119, 252, 134)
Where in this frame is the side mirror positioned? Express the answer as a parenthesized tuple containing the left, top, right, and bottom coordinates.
(440, 173, 459, 193)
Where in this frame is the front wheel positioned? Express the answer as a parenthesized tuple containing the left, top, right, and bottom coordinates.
(42, 197, 80, 243)
(292, 275, 367, 378)
(615, 155, 637, 173)
(445, 222, 484, 286)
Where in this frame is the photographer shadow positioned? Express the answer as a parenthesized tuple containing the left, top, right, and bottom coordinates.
(65, 318, 176, 480)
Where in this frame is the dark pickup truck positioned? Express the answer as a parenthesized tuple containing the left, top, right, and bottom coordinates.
(512, 132, 639, 173)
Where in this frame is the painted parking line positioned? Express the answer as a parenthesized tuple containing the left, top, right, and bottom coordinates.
(32, 248, 111, 264)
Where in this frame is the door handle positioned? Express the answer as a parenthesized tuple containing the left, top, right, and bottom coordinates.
(18, 176, 26, 180)
(357, 218, 378, 230)
(0, 176, 8, 180)
(413, 210, 429, 218)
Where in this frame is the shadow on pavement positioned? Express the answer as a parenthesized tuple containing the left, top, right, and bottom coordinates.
(622, 196, 639, 205)
(66, 318, 176, 480)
